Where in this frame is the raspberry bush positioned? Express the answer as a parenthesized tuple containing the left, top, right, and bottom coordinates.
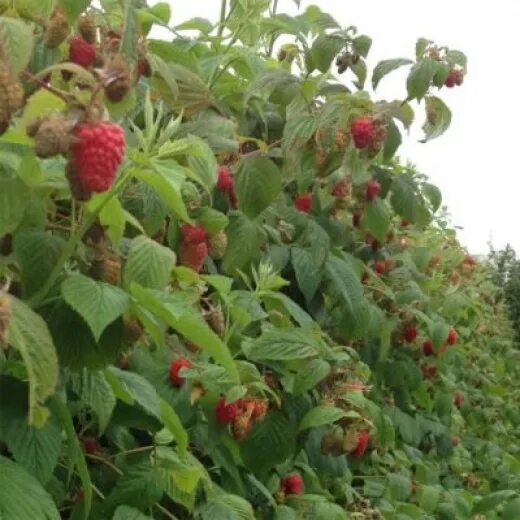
(0, 2, 518, 519)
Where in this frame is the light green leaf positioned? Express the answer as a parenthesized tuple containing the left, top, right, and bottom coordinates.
(245, 328, 319, 361)
(422, 182, 442, 212)
(421, 95, 452, 142)
(503, 497, 520, 520)
(120, 0, 138, 64)
(0, 17, 34, 74)
(195, 207, 229, 234)
(472, 490, 517, 514)
(8, 295, 59, 426)
(298, 406, 347, 432)
(0, 455, 60, 519)
(291, 247, 323, 303)
(235, 156, 282, 219)
(310, 34, 345, 73)
(363, 198, 390, 242)
(353, 34, 372, 58)
(123, 235, 176, 290)
(0, 173, 29, 235)
(113, 506, 154, 520)
(406, 58, 437, 101)
(61, 274, 131, 341)
(325, 255, 363, 314)
(372, 58, 413, 90)
(58, 0, 89, 23)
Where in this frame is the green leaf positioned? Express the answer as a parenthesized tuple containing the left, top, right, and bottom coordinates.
(0, 17, 34, 74)
(372, 58, 413, 90)
(503, 497, 520, 520)
(235, 156, 282, 219)
(310, 34, 345, 73)
(187, 137, 218, 189)
(291, 246, 323, 302)
(422, 182, 442, 212)
(222, 214, 264, 275)
(241, 412, 295, 476)
(325, 256, 363, 314)
(19, 89, 67, 131)
(201, 493, 255, 520)
(283, 115, 318, 151)
(446, 49, 467, 68)
(0, 172, 29, 235)
(113, 506, 154, 520)
(415, 38, 431, 59)
(421, 95, 452, 142)
(313, 502, 349, 520)
(472, 490, 517, 514)
(8, 296, 59, 426)
(196, 207, 229, 234)
(69, 370, 116, 432)
(383, 119, 402, 161)
(406, 58, 437, 101)
(58, 0, 89, 23)
(123, 236, 176, 290)
(390, 177, 431, 225)
(418, 484, 442, 513)
(98, 195, 126, 248)
(353, 34, 372, 58)
(363, 198, 390, 242)
(245, 328, 319, 361)
(120, 0, 138, 64)
(429, 321, 449, 349)
(131, 284, 239, 382)
(388, 473, 412, 501)
(14, 231, 66, 299)
(0, 376, 62, 484)
(298, 406, 347, 432)
(293, 359, 330, 394)
(0, 455, 60, 519)
(175, 17, 213, 33)
(62, 274, 131, 342)
(158, 398, 189, 454)
(134, 165, 189, 222)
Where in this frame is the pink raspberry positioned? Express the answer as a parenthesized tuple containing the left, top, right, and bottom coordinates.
(180, 224, 207, 244)
(215, 396, 240, 425)
(71, 122, 125, 192)
(350, 116, 375, 149)
(365, 181, 381, 201)
(295, 193, 312, 213)
(281, 473, 304, 495)
(69, 37, 96, 68)
(169, 358, 192, 386)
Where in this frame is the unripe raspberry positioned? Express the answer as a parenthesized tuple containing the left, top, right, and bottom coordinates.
(71, 121, 125, 192)
(169, 357, 192, 387)
(0, 293, 11, 345)
(78, 13, 97, 44)
(403, 325, 418, 343)
(208, 232, 228, 260)
(68, 37, 96, 68)
(281, 474, 303, 495)
(179, 241, 208, 272)
(295, 193, 312, 213)
(44, 7, 69, 49)
(453, 391, 464, 408)
(351, 430, 370, 458)
(232, 414, 252, 441)
(350, 116, 375, 149)
(34, 117, 70, 158)
(331, 179, 350, 198)
(0, 60, 24, 135)
(422, 339, 433, 356)
(102, 54, 131, 103)
(122, 316, 144, 346)
(180, 224, 207, 244)
(203, 305, 225, 336)
(365, 181, 380, 201)
(65, 159, 92, 201)
(334, 126, 350, 149)
(447, 328, 458, 345)
(252, 400, 268, 421)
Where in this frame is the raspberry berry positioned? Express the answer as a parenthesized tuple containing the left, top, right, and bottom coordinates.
(71, 121, 125, 192)
(350, 116, 375, 149)
(453, 391, 464, 408)
(295, 193, 312, 213)
(83, 437, 99, 455)
(180, 224, 207, 244)
(331, 179, 350, 198)
(365, 181, 381, 201)
(217, 165, 237, 208)
(403, 325, 418, 343)
(78, 13, 97, 44)
(169, 358, 192, 387)
(179, 241, 208, 273)
(68, 37, 96, 68)
(444, 68, 464, 88)
(0, 59, 24, 136)
(374, 260, 386, 275)
(351, 430, 370, 459)
(208, 232, 228, 260)
(102, 54, 131, 103)
(44, 7, 69, 49)
(423, 339, 433, 356)
(447, 328, 458, 345)
(281, 474, 304, 495)
(34, 117, 70, 158)
(215, 396, 240, 425)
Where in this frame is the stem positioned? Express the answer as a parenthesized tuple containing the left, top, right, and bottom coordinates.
(85, 454, 123, 476)
(21, 71, 72, 104)
(29, 168, 132, 308)
(154, 503, 180, 520)
(218, 0, 227, 37)
(267, 0, 279, 56)
(111, 445, 155, 459)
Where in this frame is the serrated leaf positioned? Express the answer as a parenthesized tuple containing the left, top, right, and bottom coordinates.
(372, 59, 413, 90)
(472, 490, 516, 514)
(62, 275, 130, 341)
(406, 58, 437, 101)
(293, 359, 330, 394)
(298, 406, 347, 432)
(120, 0, 138, 64)
(390, 176, 431, 225)
(283, 115, 318, 151)
(58, 0, 89, 23)
(325, 255, 363, 314)
(175, 17, 213, 33)
(503, 497, 520, 520)
(0, 17, 34, 74)
(310, 34, 345, 73)
(363, 198, 390, 242)
(421, 95, 452, 142)
(415, 38, 431, 59)
(422, 182, 442, 212)
(352, 34, 372, 58)
(383, 119, 402, 161)
(0, 173, 29, 235)
(245, 328, 319, 361)
(187, 137, 218, 189)
(0, 455, 60, 519)
(123, 236, 176, 290)
(196, 207, 229, 234)
(235, 156, 282, 219)
(291, 246, 323, 302)
(446, 49, 467, 68)
(8, 296, 59, 426)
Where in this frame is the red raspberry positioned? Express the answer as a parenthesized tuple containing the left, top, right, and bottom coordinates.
(453, 391, 464, 408)
(169, 357, 192, 387)
(295, 193, 312, 213)
(281, 474, 304, 495)
(423, 339, 433, 356)
(68, 37, 96, 68)
(215, 396, 240, 425)
(83, 437, 99, 455)
(350, 116, 375, 149)
(353, 212, 361, 228)
(444, 68, 463, 88)
(217, 165, 237, 209)
(331, 179, 350, 197)
(179, 241, 208, 273)
(365, 181, 381, 201)
(403, 325, 418, 343)
(447, 328, 458, 345)
(374, 260, 386, 275)
(180, 224, 207, 244)
(351, 430, 370, 458)
(72, 122, 125, 192)
(462, 255, 476, 267)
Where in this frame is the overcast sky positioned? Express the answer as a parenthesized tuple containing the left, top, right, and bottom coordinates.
(159, 0, 520, 254)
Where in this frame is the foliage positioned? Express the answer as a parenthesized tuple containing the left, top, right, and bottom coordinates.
(0, 1, 517, 520)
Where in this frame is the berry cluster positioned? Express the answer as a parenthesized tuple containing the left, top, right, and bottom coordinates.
(179, 224, 208, 273)
(215, 396, 269, 441)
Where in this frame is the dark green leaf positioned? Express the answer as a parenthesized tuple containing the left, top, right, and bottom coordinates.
(406, 58, 437, 101)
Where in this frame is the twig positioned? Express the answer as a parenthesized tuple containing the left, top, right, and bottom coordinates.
(154, 503, 180, 520)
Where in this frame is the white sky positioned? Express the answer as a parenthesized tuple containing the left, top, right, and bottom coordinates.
(158, 0, 520, 254)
